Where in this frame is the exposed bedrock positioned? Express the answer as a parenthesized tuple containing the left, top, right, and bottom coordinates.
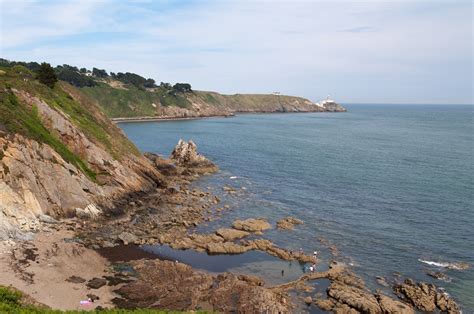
(112, 259, 290, 312)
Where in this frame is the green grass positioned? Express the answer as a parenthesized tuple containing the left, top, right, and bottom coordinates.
(0, 286, 207, 313)
(81, 83, 191, 118)
(0, 90, 97, 181)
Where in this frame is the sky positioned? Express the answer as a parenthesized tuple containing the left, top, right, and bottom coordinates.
(0, 0, 472, 104)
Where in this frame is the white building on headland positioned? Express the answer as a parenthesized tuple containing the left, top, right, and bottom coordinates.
(314, 95, 336, 107)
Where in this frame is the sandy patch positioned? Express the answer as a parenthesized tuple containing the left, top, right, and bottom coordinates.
(0, 226, 116, 311)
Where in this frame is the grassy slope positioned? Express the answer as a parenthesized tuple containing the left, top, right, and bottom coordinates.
(79, 82, 314, 118)
(191, 91, 311, 111)
(81, 83, 191, 118)
(0, 66, 140, 180)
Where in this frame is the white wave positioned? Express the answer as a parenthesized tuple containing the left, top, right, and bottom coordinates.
(230, 176, 238, 179)
(418, 259, 470, 270)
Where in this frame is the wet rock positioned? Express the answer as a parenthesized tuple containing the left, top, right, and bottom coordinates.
(315, 298, 335, 311)
(375, 276, 389, 287)
(393, 279, 460, 313)
(276, 217, 303, 230)
(215, 228, 250, 241)
(332, 303, 359, 313)
(66, 275, 86, 284)
(87, 277, 107, 289)
(436, 291, 461, 313)
(206, 242, 252, 254)
(375, 292, 414, 314)
(304, 296, 313, 305)
(426, 271, 450, 281)
(237, 274, 265, 286)
(232, 218, 271, 232)
(118, 232, 138, 245)
(223, 186, 237, 194)
(327, 282, 382, 314)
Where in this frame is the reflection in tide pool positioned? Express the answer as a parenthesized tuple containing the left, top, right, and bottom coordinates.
(141, 244, 307, 285)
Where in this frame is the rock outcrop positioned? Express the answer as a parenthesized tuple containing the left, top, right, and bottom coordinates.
(232, 218, 271, 233)
(393, 278, 460, 313)
(170, 139, 218, 174)
(0, 82, 164, 239)
(276, 216, 304, 230)
(215, 228, 250, 241)
(112, 259, 290, 312)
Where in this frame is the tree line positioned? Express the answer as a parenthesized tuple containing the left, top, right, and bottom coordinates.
(0, 59, 192, 93)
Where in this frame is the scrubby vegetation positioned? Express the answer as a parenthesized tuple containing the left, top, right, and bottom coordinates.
(37, 63, 58, 88)
(0, 285, 199, 313)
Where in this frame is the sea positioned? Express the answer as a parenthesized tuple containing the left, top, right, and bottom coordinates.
(119, 104, 474, 311)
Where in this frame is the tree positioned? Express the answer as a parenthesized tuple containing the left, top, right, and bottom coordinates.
(37, 63, 57, 88)
(92, 67, 108, 78)
(56, 68, 97, 87)
(173, 83, 192, 93)
(79, 68, 87, 73)
(143, 78, 156, 88)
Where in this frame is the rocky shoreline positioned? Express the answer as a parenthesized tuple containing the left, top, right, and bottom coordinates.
(0, 140, 463, 313)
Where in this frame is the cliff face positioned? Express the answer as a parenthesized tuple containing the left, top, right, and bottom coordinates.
(0, 66, 163, 240)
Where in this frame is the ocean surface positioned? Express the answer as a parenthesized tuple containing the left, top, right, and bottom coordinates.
(119, 104, 474, 310)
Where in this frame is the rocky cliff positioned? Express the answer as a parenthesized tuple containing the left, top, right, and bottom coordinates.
(0, 66, 164, 240)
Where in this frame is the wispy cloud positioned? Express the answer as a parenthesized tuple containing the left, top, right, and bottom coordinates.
(1, 0, 472, 104)
(341, 26, 376, 33)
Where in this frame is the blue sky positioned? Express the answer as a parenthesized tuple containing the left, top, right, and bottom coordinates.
(0, 0, 472, 104)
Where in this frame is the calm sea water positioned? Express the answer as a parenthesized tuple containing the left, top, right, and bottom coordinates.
(119, 104, 474, 310)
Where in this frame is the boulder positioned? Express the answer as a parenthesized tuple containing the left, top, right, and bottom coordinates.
(75, 204, 102, 219)
(118, 232, 138, 245)
(38, 214, 58, 224)
(232, 218, 271, 233)
(304, 296, 313, 305)
(87, 277, 107, 289)
(426, 271, 450, 281)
